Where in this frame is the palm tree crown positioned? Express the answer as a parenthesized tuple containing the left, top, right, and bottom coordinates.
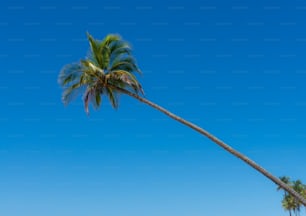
(58, 33, 143, 114)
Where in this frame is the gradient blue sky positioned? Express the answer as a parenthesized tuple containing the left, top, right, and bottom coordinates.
(1, 1, 306, 215)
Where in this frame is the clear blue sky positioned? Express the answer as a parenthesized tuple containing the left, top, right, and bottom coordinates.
(1, 0, 306, 215)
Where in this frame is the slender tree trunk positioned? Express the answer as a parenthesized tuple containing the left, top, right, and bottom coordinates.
(112, 86, 306, 206)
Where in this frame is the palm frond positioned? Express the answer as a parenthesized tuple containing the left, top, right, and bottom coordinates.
(87, 33, 101, 64)
(87, 32, 109, 69)
(59, 63, 86, 105)
(83, 85, 103, 114)
(109, 40, 131, 53)
(84, 88, 92, 114)
(62, 83, 84, 105)
(107, 70, 143, 94)
(80, 60, 105, 76)
(109, 40, 132, 62)
(98, 34, 122, 69)
(110, 57, 140, 73)
(105, 86, 118, 108)
(58, 63, 83, 86)
(102, 34, 121, 46)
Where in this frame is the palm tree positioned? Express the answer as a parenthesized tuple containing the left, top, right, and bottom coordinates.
(292, 180, 306, 216)
(278, 177, 295, 216)
(58, 33, 306, 206)
(278, 177, 306, 215)
(282, 195, 295, 216)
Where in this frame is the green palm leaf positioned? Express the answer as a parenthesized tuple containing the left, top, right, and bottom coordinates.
(105, 86, 118, 109)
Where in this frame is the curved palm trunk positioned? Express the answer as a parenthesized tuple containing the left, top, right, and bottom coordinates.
(113, 86, 306, 206)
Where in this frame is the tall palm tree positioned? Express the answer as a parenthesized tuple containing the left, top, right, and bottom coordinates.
(58, 33, 306, 206)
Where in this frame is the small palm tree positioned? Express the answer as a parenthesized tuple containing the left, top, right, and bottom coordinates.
(278, 177, 294, 216)
(58, 33, 306, 206)
(292, 180, 306, 216)
(278, 177, 306, 216)
(282, 195, 295, 216)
